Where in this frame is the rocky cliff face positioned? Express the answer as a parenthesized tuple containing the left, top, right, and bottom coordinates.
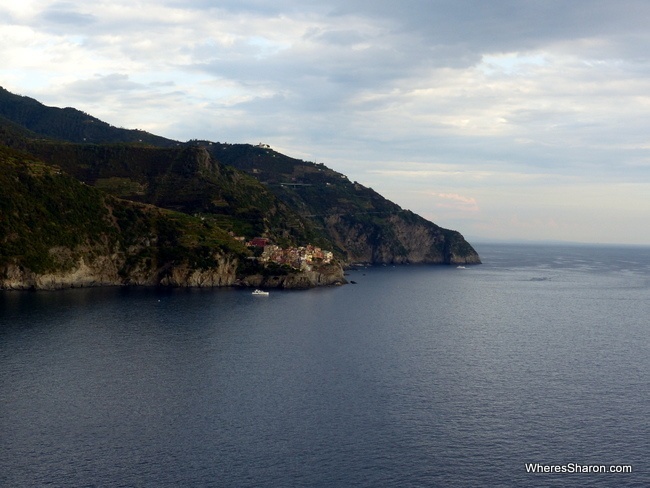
(207, 143, 481, 265)
(238, 263, 346, 289)
(323, 213, 481, 265)
(1, 259, 119, 290)
(0, 250, 345, 290)
(0, 251, 238, 290)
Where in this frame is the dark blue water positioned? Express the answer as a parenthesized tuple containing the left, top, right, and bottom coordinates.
(1, 243, 649, 487)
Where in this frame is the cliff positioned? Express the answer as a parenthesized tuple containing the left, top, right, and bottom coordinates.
(0, 147, 345, 290)
(1, 256, 345, 291)
(0, 256, 239, 290)
(323, 213, 481, 265)
(208, 143, 481, 264)
(238, 263, 346, 289)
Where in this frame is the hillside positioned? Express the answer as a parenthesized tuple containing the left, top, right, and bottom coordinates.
(0, 86, 480, 266)
(0, 145, 344, 289)
(200, 142, 480, 263)
(0, 145, 234, 288)
(8, 139, 322, 249)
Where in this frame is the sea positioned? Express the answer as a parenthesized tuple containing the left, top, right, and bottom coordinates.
(1, 243, 649, 488)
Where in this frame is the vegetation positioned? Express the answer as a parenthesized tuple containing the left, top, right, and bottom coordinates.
(0, 85, 480, 269)
(0, 146, 110, 272)
(5, 139, 317, 249)
(198, 142, 471, 262)
(0, 145, 250, 277)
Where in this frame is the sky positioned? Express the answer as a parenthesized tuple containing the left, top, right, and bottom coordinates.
(2, 0, 650, 245)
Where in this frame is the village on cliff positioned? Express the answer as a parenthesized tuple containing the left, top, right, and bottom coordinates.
(232, 234, 334, 271)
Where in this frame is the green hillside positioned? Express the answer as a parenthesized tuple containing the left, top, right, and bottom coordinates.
(0, 86, 480, 265)
(9, 140, 320, 248)
(0, 144, 250, 278)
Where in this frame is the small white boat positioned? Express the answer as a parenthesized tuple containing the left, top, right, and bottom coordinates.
(252, 289, 269, 296)
(456, 265, 466, 269)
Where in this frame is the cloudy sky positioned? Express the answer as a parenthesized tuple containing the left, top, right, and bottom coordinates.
(2, 1, 650, 245)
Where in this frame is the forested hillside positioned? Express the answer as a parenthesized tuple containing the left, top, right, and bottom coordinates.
(0, 144, 256, 289)
(0, 86, 480, 266)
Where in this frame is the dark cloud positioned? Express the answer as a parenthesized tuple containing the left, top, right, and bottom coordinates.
(39, 2, 96, 29)
(0, 7, 14, 23)
(305, 28, 370, 46)
(164, 0, 301, 16)
(70, 73, 142, 92)
(323, 0, 650, 54)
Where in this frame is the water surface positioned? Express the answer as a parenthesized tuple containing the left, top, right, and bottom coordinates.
(1, 243, 649, 487)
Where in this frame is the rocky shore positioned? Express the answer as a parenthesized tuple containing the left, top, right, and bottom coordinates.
(0, 257, 346, 291)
